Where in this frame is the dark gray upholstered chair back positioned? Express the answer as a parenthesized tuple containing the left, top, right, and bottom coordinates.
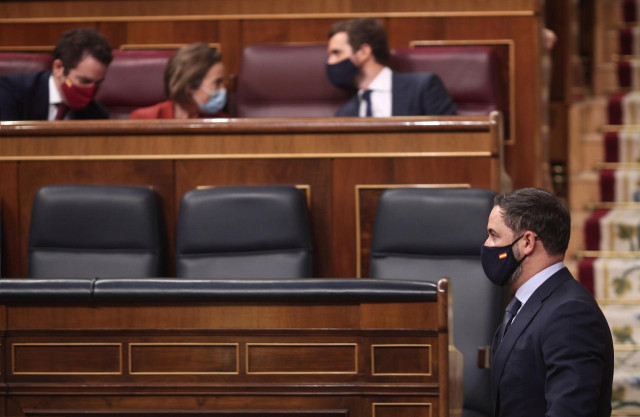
(28, 185, 167, 278)
(369, 187, 500, 417)
(175, 186, 313, 278)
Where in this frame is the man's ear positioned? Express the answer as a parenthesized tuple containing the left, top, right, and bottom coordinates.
(354, 43, 372, 64)
(52, 59, 65, 78)
(522, 231, 537, 256)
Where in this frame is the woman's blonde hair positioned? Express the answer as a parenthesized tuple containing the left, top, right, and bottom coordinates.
(164, 43, 222, 107)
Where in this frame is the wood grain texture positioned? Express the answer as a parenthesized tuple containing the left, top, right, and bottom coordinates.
(0, 0, 540, 19)
(0, 284, 451, 416)
(0, 117, 501, 278)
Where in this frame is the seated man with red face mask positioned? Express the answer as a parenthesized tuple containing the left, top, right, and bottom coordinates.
(0, 28, 112, 121)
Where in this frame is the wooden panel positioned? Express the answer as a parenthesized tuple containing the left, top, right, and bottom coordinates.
(373, 403, 433, 417)
(0, 22, 95, 48)
(129, 343, 238, 374)
(388, 14, 543, 189)
(6, 304, 361, 330)
(372, 344, 432, 375)
(0, 278, 450, 417)
(126, 21, 221, 45)
(0, 0, 540, 19)
(23, 411, 348, 417)
(246, 343, 357, 374)
(12, 343, 122, 375)
(0, 162, 19, 278)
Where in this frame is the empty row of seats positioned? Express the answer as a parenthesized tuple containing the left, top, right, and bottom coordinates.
(26, 183, 501, 417)
(29, 185, 313, 279)
(0, 44, 503, 119)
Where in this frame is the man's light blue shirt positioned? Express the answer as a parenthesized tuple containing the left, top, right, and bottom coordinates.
(513, 261, 565, 317)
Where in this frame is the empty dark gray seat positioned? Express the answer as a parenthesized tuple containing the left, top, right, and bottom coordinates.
(175, 185, 313, 278)
(28, 185, 166, 278)
(369, 187, 500, 417)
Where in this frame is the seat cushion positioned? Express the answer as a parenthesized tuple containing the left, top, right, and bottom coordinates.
(390, 46, 502, 116)
(0, 52, 51, 77)
(175, 185, 313, 278)
(28, 185, 166, 278)
(95, 50, 174, 119)
(235, 44, 352, 117)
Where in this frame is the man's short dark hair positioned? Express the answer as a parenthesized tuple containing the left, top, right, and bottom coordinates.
(494, 188, 570, 256)
(53, 28, 113, 74)
(328, 18, 390, 66)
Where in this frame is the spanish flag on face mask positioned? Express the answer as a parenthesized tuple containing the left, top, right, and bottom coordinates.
(499, 252, 508, 260)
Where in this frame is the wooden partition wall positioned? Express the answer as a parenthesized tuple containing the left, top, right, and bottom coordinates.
(0, 114, 505, 279)
(0, 278, 457, 417)
(0, 0, 544, 190)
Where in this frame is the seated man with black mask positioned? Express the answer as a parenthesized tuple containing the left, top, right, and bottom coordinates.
(0, 27, 112, 121)
(326, 18, 456, 117)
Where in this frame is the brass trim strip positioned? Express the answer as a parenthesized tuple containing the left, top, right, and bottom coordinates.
(0, 11, 537, 24)
(587, 202, 640, 210)
(372, 402, 433, 417)
(120, 42, 221, 52)
(0, 45, 54, 52)
(354, 183, 471, 278)
(576, 251, 640, 259)
(613, 344, 640, 351)
(0, 151, 495, 162)
(371, 344, 433, 376)
(596, 162, 640, 170)
(599, 298, 640, 305)
(12, 343, 122, 375)
(410, 39, 516, 145)
(245, 343, 358, 375)
(128, 342, 239, 375)
(602, 125, 640, 132)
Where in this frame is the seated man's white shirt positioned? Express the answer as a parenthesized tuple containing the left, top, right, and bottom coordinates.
(48, 75, 67, 120)
(358, 66, 392, 117)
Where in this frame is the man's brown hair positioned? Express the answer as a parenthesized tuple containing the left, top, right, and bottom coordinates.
(53, 28, 112, 74)
(328, 18, 390, 66)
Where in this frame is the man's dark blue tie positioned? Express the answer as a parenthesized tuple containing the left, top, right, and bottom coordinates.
(361, 89, 373, 117)
(500, 297, 522, 341)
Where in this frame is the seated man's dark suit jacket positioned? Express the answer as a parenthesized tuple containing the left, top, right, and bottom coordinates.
(0, 70, 108, 121)
(335, 71, 456, 116)
(491, 267, 614, 417)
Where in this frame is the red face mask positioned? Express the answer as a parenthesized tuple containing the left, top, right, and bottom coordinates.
(61, 78, 98, 110)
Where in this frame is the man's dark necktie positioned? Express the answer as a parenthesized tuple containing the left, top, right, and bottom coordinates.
(500, 297, 522, 341)
(361, 89, 373, 117)
(55, 103, 69, 120)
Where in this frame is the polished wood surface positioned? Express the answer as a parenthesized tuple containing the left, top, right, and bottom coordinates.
(0, 116, 504, 279)
(0, 279, 457, 417)
(0, 0, 541, 18)
(0, 2, 544, 189)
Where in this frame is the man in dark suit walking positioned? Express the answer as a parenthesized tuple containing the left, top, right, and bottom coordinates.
(482, 188, 613, 417)
(0, 27, 112, 121)
(326, 18, 456, 117)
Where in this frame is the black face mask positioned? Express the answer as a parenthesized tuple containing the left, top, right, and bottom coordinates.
(480, 235, 527, 286)
(326, 57, 359, 89)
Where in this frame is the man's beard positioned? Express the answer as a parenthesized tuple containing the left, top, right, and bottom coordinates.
(510, 245, 523, 284)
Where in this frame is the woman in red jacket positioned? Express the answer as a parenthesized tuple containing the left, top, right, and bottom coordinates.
(130, 43, 227, 119)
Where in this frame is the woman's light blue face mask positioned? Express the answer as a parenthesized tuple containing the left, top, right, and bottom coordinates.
(194, 86, 227, 114)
